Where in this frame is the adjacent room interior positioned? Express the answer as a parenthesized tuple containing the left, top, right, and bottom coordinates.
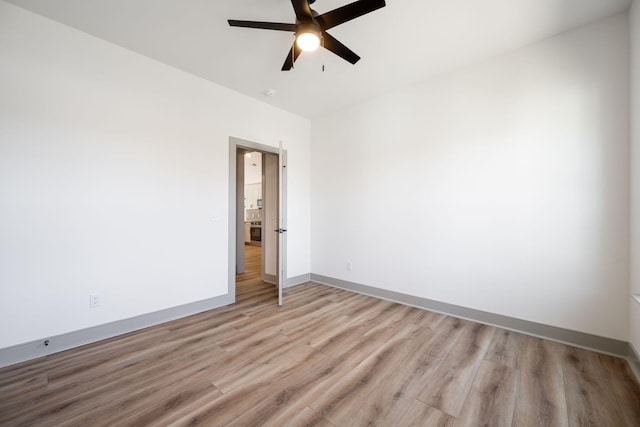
(1, 0, 640, 424)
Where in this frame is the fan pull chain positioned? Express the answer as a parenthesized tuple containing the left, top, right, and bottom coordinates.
(322, 35, 325, 72)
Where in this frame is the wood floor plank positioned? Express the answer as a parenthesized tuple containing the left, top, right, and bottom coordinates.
(1, 244, 639, 426)
(237, 405, 337, 427)
(307, 336, 410, 423)
(562, 346, 635, 427)
(0, 335, 223, 422)
(309, 302, 416, 351)
(319, 333, 390, 370)
(232, 298, 331, 332)
(58, 366, 222, 427)
(417, 322, 496, 417)
(348, 318, 473, 426)
(212, 341, 324, 394)
(396, 400, 455, 427)
(596, 353, 640, 423)
(456, 360, 519, 427)
(0, 371, 47, 401)
(44, 326, 232, 390)
(165, 346, 339, 426)
(420, 315, 468, 359)
(275, 406, 336, 427)
(4, 342, 226, 426)
(215, 324, 289, 353)
(224, 352, 350, 427)
(307, 327, 433, 426)
(400, 304, 447, 329)
(361, 305, 423, 343)
(283, 313, 353, 345)
(484, 328, 528, 369)
(341, 328, 441, 427)
(512, 337, 569, 426)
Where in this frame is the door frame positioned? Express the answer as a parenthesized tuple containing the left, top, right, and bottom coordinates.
(228, 136, 287, 303)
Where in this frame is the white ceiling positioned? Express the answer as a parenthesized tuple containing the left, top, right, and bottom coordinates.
(5, 0, 632, 118)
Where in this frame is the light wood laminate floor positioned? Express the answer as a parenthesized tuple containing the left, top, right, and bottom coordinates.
(1, 245, 639, 426)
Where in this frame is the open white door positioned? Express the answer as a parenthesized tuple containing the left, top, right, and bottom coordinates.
(228, 136, 286, 307)
(277, 141, 287, 306)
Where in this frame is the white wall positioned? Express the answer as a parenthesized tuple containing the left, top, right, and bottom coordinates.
(630, 1, 640, 355)
(0, 1, 310, 350)
(311, 14, 630, 340)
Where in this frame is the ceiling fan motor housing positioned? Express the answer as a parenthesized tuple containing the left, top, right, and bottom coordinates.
(296, 21, 321, 39)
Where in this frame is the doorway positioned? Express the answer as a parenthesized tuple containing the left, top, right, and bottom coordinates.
(228, 137, 287, 306)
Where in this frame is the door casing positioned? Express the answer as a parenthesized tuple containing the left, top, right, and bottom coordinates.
(228, 137, 287, 303)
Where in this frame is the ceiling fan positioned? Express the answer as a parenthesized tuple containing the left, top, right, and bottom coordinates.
(228, 0, 386, 71)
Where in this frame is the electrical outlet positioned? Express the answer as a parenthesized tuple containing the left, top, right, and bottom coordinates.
(89, 293, 102, 308)
(347, 261, 353, 271)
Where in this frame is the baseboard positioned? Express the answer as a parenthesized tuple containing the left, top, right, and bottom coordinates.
(310, 274, 629, 357)
(629, 344, 640, 384)
(285, 273, 311, 288)
(0, 293, 234, 369)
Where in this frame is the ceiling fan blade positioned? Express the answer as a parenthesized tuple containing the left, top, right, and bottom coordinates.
(317, 0, 386, 30)
(228, 20, 297, 32)
(281, 42, 303, 71)
(291, 0, 313, 21)
(322, 32, 360, 65)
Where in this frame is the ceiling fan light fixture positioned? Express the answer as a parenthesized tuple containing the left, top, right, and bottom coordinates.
(296, 32, 320, 51)
(296, 22, 321, 52)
